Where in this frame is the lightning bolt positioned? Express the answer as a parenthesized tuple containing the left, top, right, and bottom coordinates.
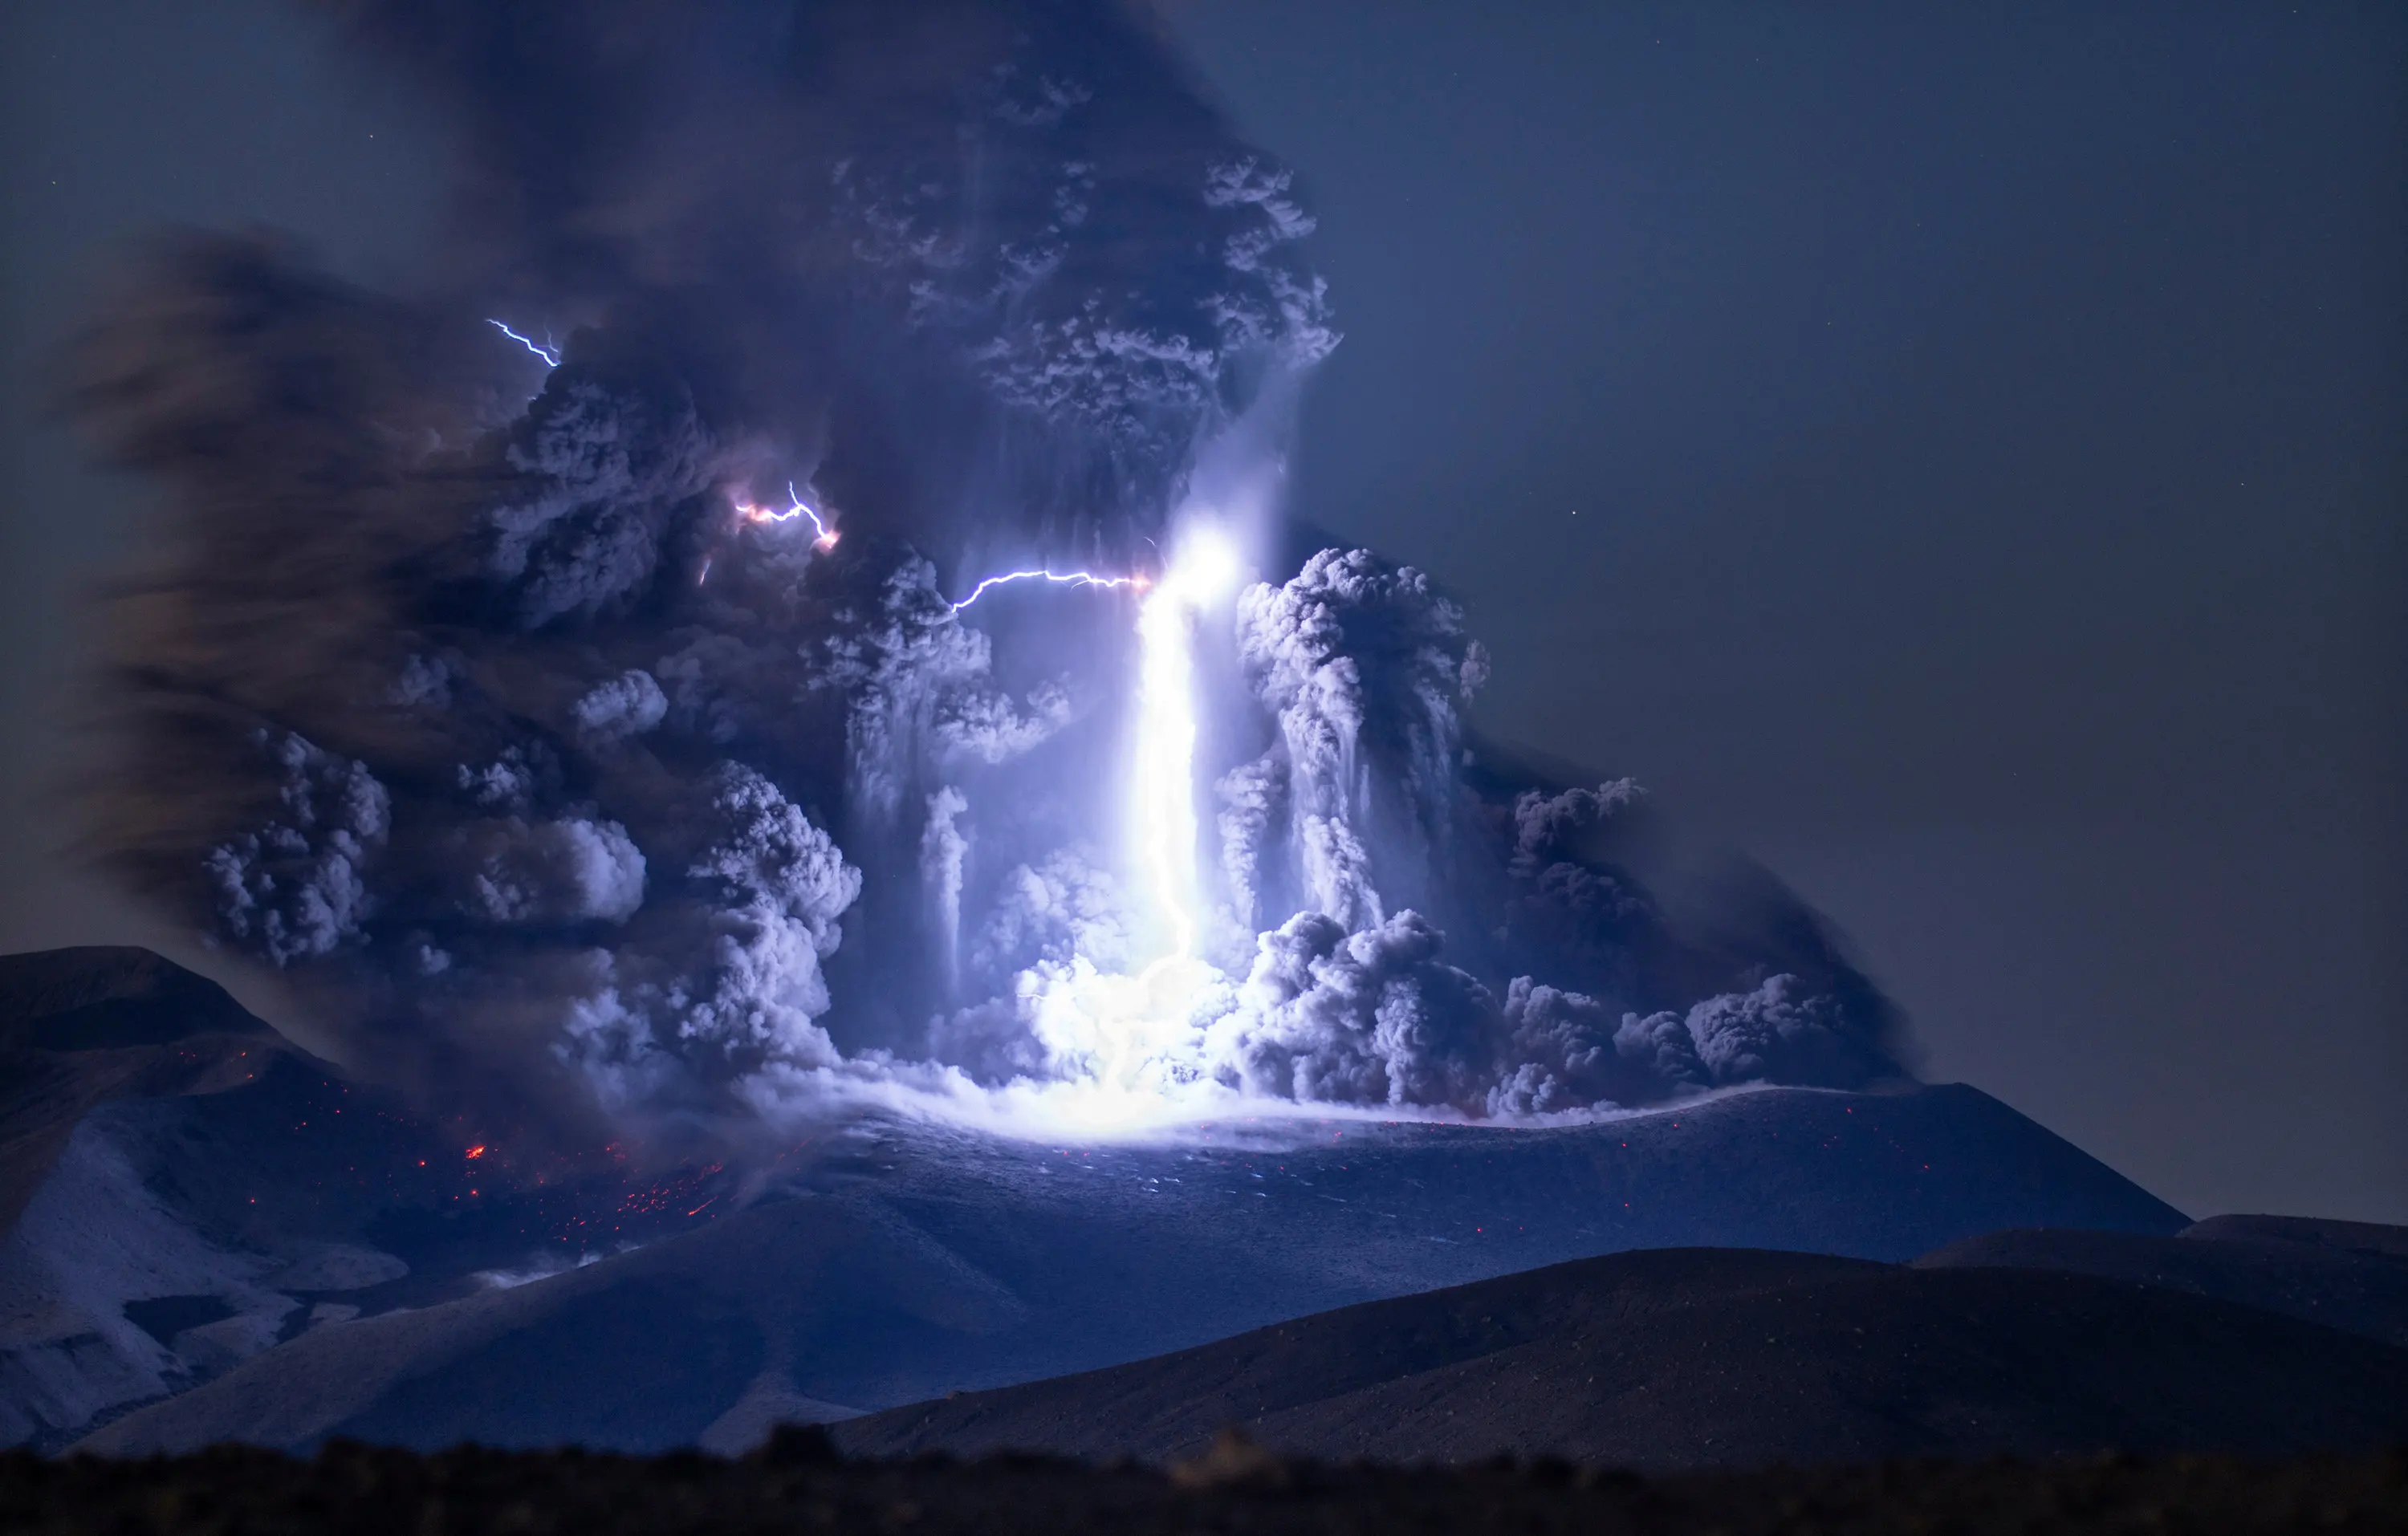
(950, 568, 1146, 614)
(734, 484, 839, 551)
(486, 319, 562, 368)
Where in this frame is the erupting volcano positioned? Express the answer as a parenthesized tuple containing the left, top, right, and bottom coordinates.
(25, 0, 2386, 1470)
(65, 0, 1902, 1156)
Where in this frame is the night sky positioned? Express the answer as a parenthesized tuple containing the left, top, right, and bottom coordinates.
(3, 1, 2402, 1221)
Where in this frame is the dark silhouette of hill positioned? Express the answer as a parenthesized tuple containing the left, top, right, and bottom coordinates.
(2186, 1213, 2408, 1258)
(13, 1436, 2408, 1536)
(1916, 1216, 2408, 1346)
(0, 947, 283, 1229)
(830, 1245, 2408, 1469)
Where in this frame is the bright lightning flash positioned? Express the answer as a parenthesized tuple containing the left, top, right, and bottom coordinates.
(486, 319, 562, 368)
(1133, 521, 1241, 973)
(734, 483, 840, 551)
(1013, 522, 1244, 1094)
(950, 568, 1146, 614)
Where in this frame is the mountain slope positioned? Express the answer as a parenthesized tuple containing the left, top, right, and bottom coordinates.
(830, 1245, 2408, 1469)
(0, 948, 283, 1230)
(75, 1075, 2189, 1457)
(4, 946, 2198, 1457)
(1915, 1217, 2408, 1346)
(0, 949, 372, 1446)
(0, 949, 730, 1449)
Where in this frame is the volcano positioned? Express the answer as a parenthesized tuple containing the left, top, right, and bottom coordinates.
(25, 0, 2394, 1473)
(1, 945, 2198, 1455)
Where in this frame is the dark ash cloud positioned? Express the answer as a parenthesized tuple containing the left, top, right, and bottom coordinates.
(63, 0, 1910, 1147)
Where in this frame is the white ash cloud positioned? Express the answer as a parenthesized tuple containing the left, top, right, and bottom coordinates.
(1214, 752, 1285, 934)
(1231, 549, 1480, 930)
(969, 847, 1134, 986)
(920, 786, 970, 989)
(937, 683, 1074, 768)
(813, 560, 1019, 827)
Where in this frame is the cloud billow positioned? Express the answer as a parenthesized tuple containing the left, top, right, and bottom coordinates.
(65, 0, 1906, 1146)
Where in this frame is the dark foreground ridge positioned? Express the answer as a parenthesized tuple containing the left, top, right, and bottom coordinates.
(7, 1432, 2405, 1535)
(831, 1245, 2408, 1468)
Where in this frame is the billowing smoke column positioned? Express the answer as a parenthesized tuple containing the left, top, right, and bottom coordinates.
(65, 0, 1904, 1149)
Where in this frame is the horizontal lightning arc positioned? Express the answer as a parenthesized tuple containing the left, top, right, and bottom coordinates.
(486, 319, 561, 368)
(950, 568, 1148, 613)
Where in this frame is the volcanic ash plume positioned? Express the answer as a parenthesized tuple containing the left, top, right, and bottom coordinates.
(65, 0, 1905, 1148)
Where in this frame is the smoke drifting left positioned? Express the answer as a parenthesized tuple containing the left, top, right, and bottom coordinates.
(62, 0, 1903, 1164)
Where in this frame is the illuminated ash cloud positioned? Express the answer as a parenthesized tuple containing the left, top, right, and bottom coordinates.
(674, 764, 863, 1054)
(326, 0, 1336, 563)
(1161, 553, 1902, 1117)
(1228, 548, 1481, 931)
(65, 0, 1332, 1136)
(63, 0, 1908, 1142)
